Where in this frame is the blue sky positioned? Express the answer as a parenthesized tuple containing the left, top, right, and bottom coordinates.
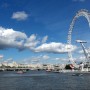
(0, 0, 90, 64)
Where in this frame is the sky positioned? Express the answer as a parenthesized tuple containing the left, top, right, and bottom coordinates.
(0, 0, 90, 64)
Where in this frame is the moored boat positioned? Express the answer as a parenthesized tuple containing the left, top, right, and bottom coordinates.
(17, 70, 26, 74)
(72, 73, 83, 76)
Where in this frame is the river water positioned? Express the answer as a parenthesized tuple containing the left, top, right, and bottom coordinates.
(0, 70, 90, 90)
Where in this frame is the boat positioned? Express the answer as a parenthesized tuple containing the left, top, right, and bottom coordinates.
(17, 70, 26, 74)
(52, 70, 60, 73)
(72, 73, 83, 76)
(46, 69, 52, 72)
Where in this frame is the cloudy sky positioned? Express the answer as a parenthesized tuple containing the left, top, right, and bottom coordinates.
(0, 0, 90, 64)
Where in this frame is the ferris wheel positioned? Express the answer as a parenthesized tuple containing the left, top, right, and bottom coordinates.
(67, 9, 90, 65)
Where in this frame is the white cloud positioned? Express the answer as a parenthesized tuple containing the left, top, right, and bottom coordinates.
(6, 58, 13, 62)
(0, 55, 4, 59)
(0, 27, 26, 50)
(12, 11, 28, 21)
(0, 26, 39, 50)
(42, 55, 50, 60)
(0, 27, 27, 39)
(72, 0, 86, 2)
(42, 35, 48, 43)
(55, 58, 67, 61)
(73, 56, 86, 63)
(79, 56, 85, 60)
(31, 57, 41, 63)
(78, 47, 90, 54)
(34, 42, 77, 53)
(24, 34, 39, 49)
(31, 55, 50, 62)
(22, 55, 50, 64)
(0, 26, 77, 53)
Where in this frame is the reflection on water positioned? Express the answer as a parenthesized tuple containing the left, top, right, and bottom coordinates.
(0, 70, 90, 90)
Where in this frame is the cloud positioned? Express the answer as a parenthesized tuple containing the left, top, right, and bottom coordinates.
(30, 56, 41, 63)
(31, 55, 50, 61)
(72, 0, 86, 2)
(22, 55, 50, 64)
(24, 34, 39, 49)
(6, 58, 13, 62)
(78, 47, 90, 54)
(0, 26, 77, 53)
(34, 42, 77, 53)
(0, 55, 4, 59)
(55, 58, 68, 61)
(31, 55, 50, 62)
(78, 50, 83, 54)
(0, 27, 25, 50)
(42, 35, 48, 43)
(0, 26, 39, 50)
(12, 11, 28, 21)
(79, 56, 85, 60)
(73, 56, 86, 63)
(42, 55, 50, 60)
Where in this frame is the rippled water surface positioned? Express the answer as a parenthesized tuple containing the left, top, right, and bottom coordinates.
(0, 70, 90, 90)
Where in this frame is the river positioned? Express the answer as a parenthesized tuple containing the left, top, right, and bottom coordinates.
(0, 70, 90, 90)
